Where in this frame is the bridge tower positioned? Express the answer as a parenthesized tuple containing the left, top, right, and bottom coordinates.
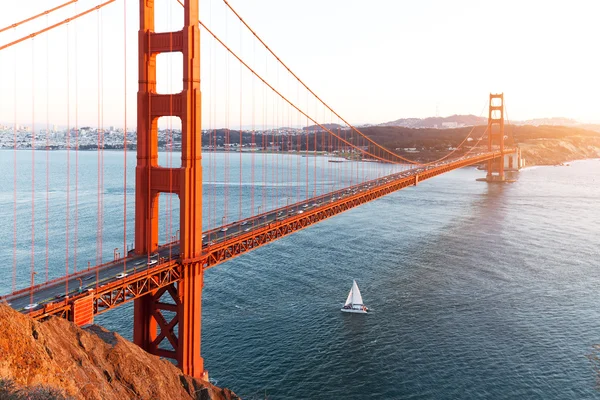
(486, 93, 505, 181)
(134, 0, 205, 379)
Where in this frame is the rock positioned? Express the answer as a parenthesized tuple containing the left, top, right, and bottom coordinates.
(0, 304, 238, 400)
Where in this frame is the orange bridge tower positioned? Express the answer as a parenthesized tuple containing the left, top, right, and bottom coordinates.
(134, 0, 205, 379)
(486, 93, 505, 181)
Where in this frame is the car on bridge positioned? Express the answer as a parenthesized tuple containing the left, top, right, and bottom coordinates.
(116, 272, 128, 279)
(24, 303, 39, 310)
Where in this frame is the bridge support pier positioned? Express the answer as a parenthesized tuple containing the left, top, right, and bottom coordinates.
(133, 277, 206, 380)
(134, 0, 205, 379)
(72, 294, 95, 326)
(504, 147, 523, 171)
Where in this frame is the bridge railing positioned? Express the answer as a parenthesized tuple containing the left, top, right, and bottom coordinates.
(0, 237, 181, 302)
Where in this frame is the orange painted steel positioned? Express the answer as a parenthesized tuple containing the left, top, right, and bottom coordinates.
(1, 238, 178, 302)
(134, 0, 204, 378)
(23, 259, 182, 320)
(10, 149, 512, 379)
(0, 0, 116, 52)
(487, 93, 505, 181)
(0, 0, 78, 34)
(18, 150, 512, 321)
(201, 151, 512, 268)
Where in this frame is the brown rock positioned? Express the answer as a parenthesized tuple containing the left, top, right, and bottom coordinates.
(0, 304, 238, 400)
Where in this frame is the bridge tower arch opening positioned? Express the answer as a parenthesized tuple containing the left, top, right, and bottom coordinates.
(134, 0, 205, 379)
(486, 93, 505, 181)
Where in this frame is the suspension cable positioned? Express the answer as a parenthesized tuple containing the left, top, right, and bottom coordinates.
(174, 0, 401, 164)
(220, 0, 421, 165)
(197, 17, 397, 164)
(0, 0, 115, 52)
(0, 0, 78, 34)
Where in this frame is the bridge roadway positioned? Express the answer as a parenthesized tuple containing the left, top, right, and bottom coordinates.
(1, 150, 510, 319)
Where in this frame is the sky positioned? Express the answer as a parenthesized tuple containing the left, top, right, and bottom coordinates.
(0, 0, 599, 129)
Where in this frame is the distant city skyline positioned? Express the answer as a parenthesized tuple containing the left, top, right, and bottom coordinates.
(1, 0, 598, 129)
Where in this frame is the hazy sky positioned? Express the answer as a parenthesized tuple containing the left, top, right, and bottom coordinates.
(1, 0, 599, 129)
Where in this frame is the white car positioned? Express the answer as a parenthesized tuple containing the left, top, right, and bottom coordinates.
(241, 221, 248, 226)
(147, 259, 158, 266)
(220, 227, 228, 232)
(116, 272, 128, 279)
(24, 303, 38, 310)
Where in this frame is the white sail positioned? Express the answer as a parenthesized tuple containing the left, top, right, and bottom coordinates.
(351, 280, 363, 306)
(344, 287, 353, 306)
(341, 280, 368, 313)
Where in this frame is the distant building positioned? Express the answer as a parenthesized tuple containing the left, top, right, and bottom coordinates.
(441, 122, 458, 129)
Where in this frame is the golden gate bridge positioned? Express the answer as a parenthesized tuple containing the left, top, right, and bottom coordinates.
(0, 0, 519, 379)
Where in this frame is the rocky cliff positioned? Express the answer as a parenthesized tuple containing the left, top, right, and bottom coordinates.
(0, 304, 238, 400)
(518, 135, 600, 166)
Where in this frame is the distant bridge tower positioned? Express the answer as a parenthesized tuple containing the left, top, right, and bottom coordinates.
(486, 93, 505, 181)
(134, 0, 205, 379)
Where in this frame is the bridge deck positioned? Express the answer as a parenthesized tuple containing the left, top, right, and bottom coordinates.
(1, 151, 511, 319)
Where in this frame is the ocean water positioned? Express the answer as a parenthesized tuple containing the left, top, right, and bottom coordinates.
(1, 151, 600, 399)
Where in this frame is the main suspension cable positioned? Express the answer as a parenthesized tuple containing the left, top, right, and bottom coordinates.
(220, 0, 421, 165)
(0, 0, 116, 52)
(0, 0, 78, 34)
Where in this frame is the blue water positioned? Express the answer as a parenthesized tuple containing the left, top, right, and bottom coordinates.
(1, 150, 600, 399)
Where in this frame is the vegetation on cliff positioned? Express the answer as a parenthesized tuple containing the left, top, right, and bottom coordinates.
(0, 304, 238, 400)
(356, 124, 600, 165)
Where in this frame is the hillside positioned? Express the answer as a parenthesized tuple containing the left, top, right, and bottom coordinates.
(356, 124, 600, 166)
(379, 114, 486, 128)
(0, 304, 238, 400)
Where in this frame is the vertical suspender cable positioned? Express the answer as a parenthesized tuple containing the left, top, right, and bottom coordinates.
(100, 8, 105, 264)
(206, 24, 211, 232)
(74, 1, 79, 273)
(223, 9, 229, 225)
(66, 23, 71, 295)
(45, 16, 50, 283)
(123, 0, 128, 270)
(238, 26, 243, 221)
(274, 69, 278, 211)
(165, 2, 171, 251)
(30, 38, 36, 303)
(12, 27, 17, 293)
(250, 40, 255, 218)
(239, 51, 243, 221)
(97, 10, 101, 265)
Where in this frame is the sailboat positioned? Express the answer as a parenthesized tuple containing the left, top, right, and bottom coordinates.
(341, 280, 368, 313)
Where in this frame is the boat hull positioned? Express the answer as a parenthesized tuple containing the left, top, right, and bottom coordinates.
(340, 308, 368, 314)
